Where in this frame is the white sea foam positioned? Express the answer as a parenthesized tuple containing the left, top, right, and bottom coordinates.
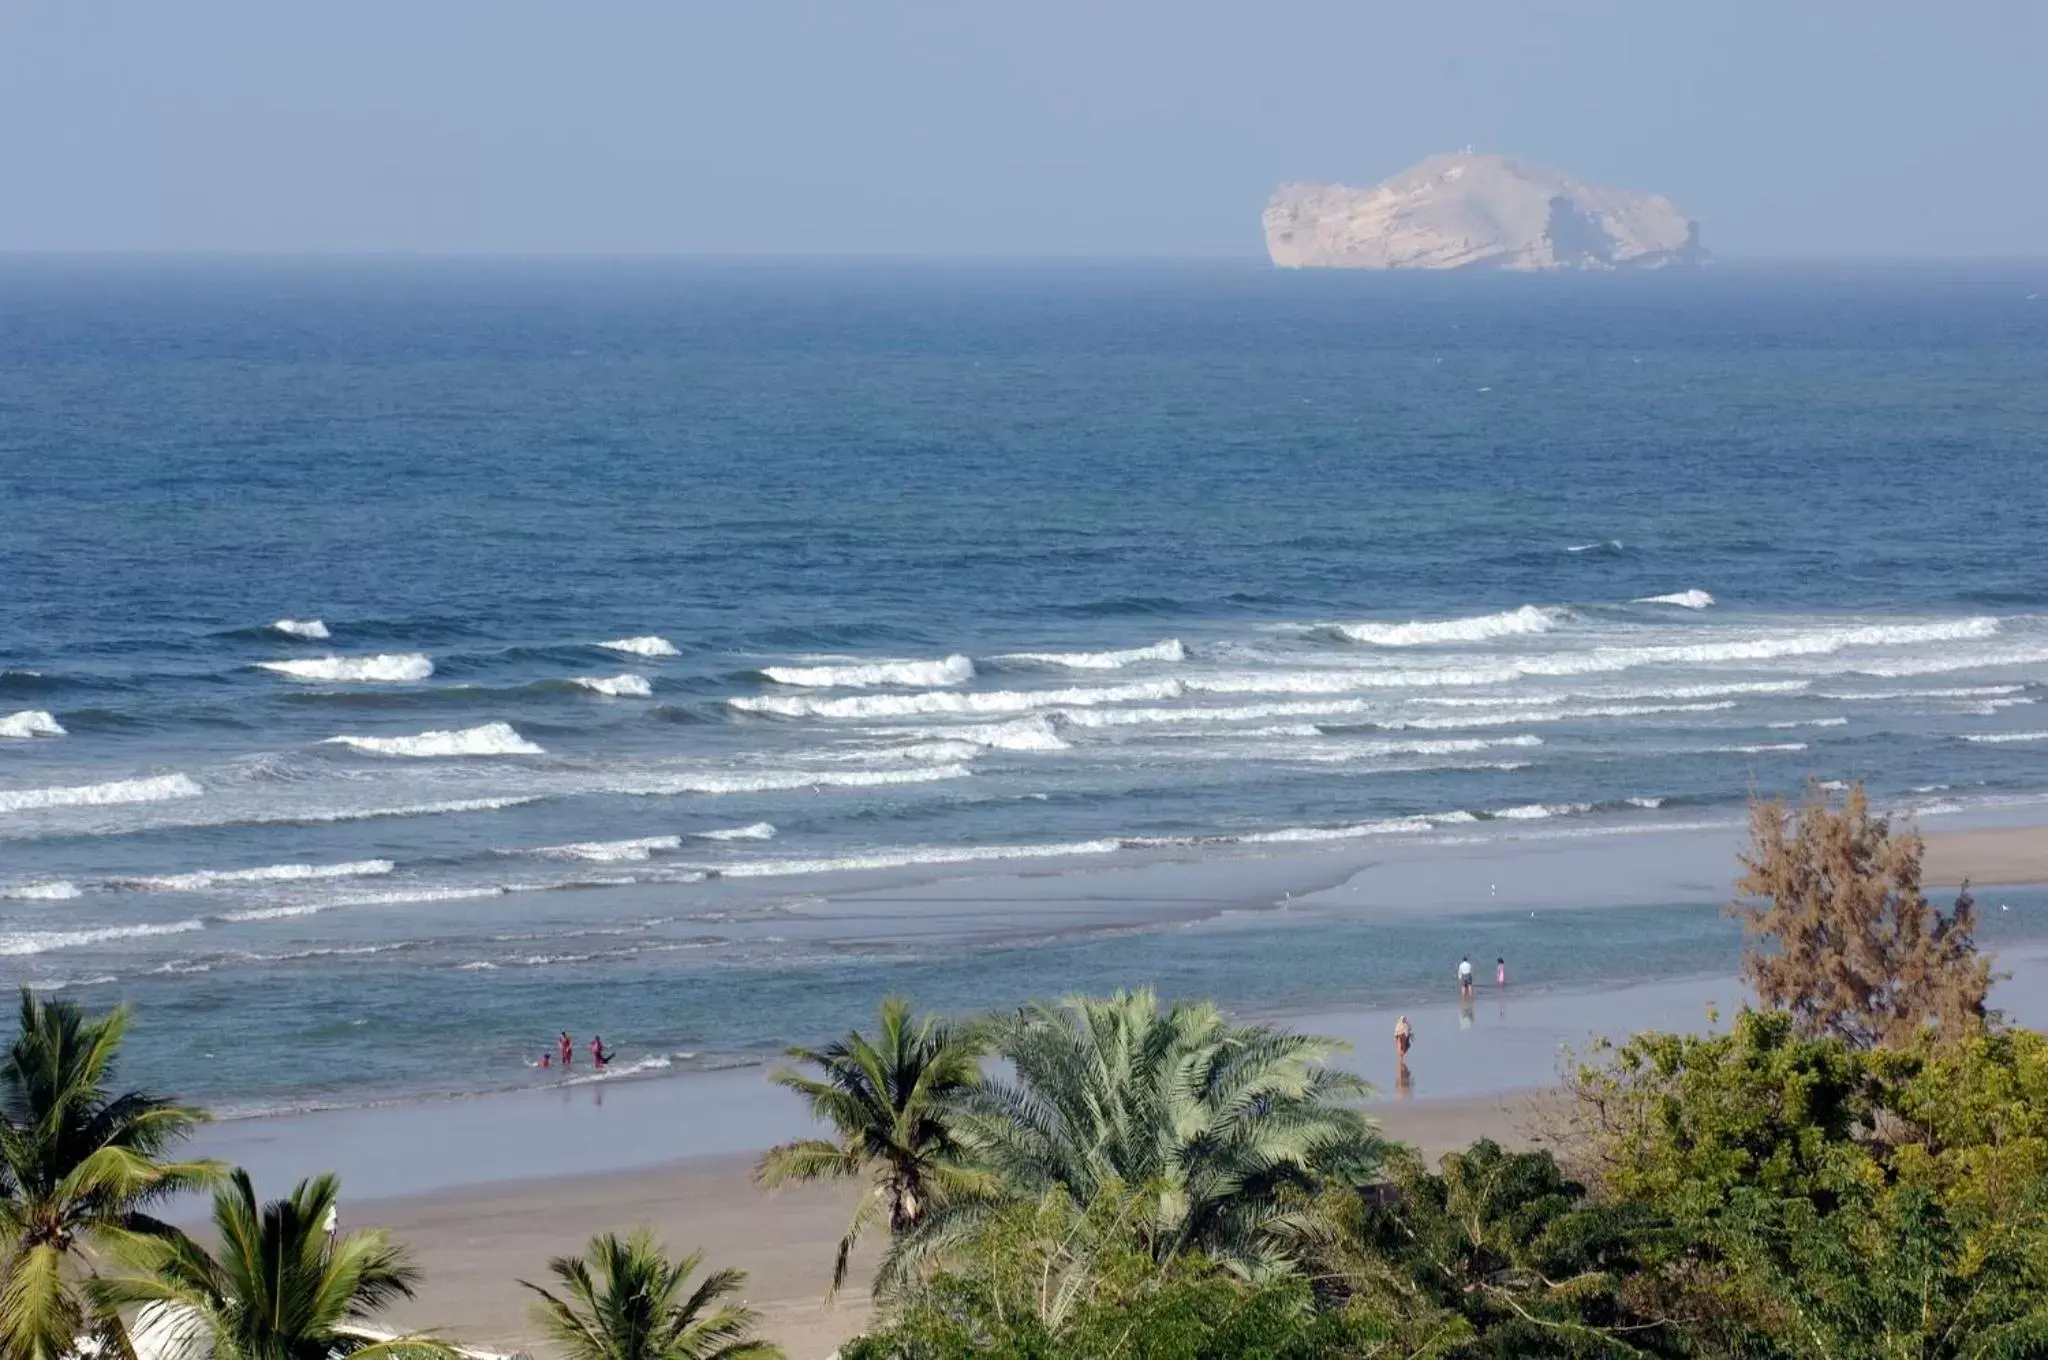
(220, 886, 509, 923)
(892, 715, 1071, 752)
(0, 710, 65, 739)
(258, 653, 432, 683)
(1062, 698, 1376, 729)
(997, 640, 1186, 670)
(250, 795, 544, 826)
(733, 679, 1182, 720)
(1768, 717, 1849, 729)
(116, 859, 395, 892)
(323, 721, 544, 757)
(527, 836, 682, 862)
(270, 619, 331, 640)
(1494, 802, 1595, 820)
(0, 920, 205, 956)
(762, 655, 975, 688)
(695, 822, 777, 841)
(1384, 700, 1738, 731)
(698, 838, 1126, 879)
(1241, 816, 1444, 844)
(598, 636, 680, 658)
(1567, 540, 1624, 553)
(1624, 796, 1666, 808)
(572, 674, 654, 698)
(1633, 590, 1716, 609)
(1698, 742, 1809, 753)
(1258, 734, 1544, 763)
(1335, 605, 1562, 646)
(1821, 685, 2027, 701)
(2, 880, 81, 901)
(0, 773, 203, 814)
(1961, 731, 2048, 744)
(624, 765, 972, 796)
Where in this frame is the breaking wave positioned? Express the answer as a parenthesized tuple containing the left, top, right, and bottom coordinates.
(997, 640, 1185, 670)
(323, 721, 544, 757)
(1, 920, 205, 957)
(1961, 731, 2048, 744)
(762, 655, 975, 688)
(114, 859, 395, 892)
(270, 619, 331, 640)
(1334, 605, 1562, 646)
(623, 765, 972, 795)
(1494, 802, 1596, 820)
(598, 636, 680, 658)
(695, 822, 776, 840)
(893, 715, 1070, 752)
(525, 836, 681, 862)
(1634, 590, 1716, 609)
(572, 674, 654, 698)
(2, 880, 81, 901)
(733, 680, 1182, 720)
(258, 654, 433, 683)
(0, 773, 204, 814)
(699, 838, 1127, 879)
(0, 710, 65, 739)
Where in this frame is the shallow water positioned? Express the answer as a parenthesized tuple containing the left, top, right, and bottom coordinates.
(3, 259, 2046, 1111)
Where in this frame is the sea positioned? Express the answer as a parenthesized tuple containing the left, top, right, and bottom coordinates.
(3, 257, 2047, 1116)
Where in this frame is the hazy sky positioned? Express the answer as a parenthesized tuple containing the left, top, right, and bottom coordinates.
(3, 1, 2040, 257)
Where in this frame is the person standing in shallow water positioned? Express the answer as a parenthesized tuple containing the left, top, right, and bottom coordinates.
(1498, 957, 1507, 988)
(1458, 955, 1474, 999)
(558, 1031, 573, 1068)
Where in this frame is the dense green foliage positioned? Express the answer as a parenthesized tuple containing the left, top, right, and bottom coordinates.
(522, 1228, 784, 1360)
(0, 988, 218, 1359)
(91, 1168, 450, 1360)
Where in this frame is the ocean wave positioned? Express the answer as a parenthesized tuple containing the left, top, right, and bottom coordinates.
(572, 674, 654, 698)
(733, 679, 1183, 721)
(1567, 540, 1625, 554)
(1493, 802, 1595, 820)
(762, 654, 975, 688)
(1961, 731, 2048, 744)
(219, 885, 510, 923)
(1768, 717, 1849, 729)
(258, 654, 433, 683)
(1633, 590, 1716, 609)
(1, 920, 204, 957)
(1061, 698, 1373, 729)
(322, 721, 544, 758)
(525, 835, 682, 862)
(1696, 742, 1809, 753)
(233, 795, 544, 827)
(0, 773, 203, 814)
(0, 710, 66, 739)
(270, 619, 331, 640)
(996, 640, 1186, 670)
(1382, 700, 1738, 731)
(1820, 685, 2027, 701)
(1334, 605, 1563, 647)
(892, 715, 1071, 752)
(698, 838, 1126, 879)
(695, 822, 776, 840)
(598, 636, 680, 658)
(1241, 814, 1459, 844)
(1, 880, 81, 901)
(622, 765, 972, 795)
(112, 859, 395, 892)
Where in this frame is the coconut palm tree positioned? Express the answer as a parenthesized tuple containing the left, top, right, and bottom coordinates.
(522, 1228, 783, 1360)
(755, 998, 986, 1292)
(89, 1169, 452, 1359)
(888, 990, 1381, 1288)
(0, 988, 219, 1360)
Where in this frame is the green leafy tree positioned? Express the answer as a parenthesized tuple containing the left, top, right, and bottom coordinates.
(0, 988, 219, 1359)
(756, 998, 986, 1292)
(844, 1185, 1386, 1360)
(1308, 1140, 1686, 1358)
(90, 1169, 451, 1360)
(893, 990, 1382, 1287)
(1732, 784, 1991, 1049)
(522, 1228, 784, 1360)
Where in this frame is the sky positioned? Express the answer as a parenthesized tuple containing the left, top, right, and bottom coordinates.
(1, 1, 2041, 258)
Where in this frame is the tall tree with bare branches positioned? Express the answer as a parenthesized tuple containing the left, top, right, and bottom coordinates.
(1731, 783, 1992, 1049)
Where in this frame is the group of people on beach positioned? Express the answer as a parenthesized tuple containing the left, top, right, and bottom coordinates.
(537, 1030, 612, 1071)
(1391, 955, 1507, 1086)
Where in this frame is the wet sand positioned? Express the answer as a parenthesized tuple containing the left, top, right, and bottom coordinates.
(1923, 824, 2048, 886)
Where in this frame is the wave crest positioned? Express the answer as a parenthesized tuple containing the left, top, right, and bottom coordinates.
(0, 773, 203, 814)
(115, 859, 395, 892)
(2, 880, 81, 901)
(762, 655, 975, 688)
(0, 710, 65, 739)
(997, 640, 1185, 670)
(1334, 605, 1563, 647)
(733, 680, 1182, 721)
(259, 654, 433, 683)
(323, 721, 545, 757)
(1633, 590, 1716, 609)
(572, 674, 654, 698)
(598, 636, 680, 658)
(271, 618, 331, 640)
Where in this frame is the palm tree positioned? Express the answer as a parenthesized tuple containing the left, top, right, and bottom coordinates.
(522, 1228, 783, 1360)
(755, 997, 986, 1291)
(891, 989, 1382, 1287)
(89, 1169, 452, 1359)
(0, 987, 219, 1360)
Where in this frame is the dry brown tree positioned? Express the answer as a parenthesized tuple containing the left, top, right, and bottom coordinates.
(1730, 781, 1993, 1049)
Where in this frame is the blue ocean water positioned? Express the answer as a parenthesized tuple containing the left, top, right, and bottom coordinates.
(3, 258, 2047, 1113)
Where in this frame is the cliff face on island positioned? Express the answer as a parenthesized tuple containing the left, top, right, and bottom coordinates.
(1264, 153, 1706, 271)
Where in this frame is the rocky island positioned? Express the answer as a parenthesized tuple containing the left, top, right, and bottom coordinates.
(1264, 152, 1706, 271)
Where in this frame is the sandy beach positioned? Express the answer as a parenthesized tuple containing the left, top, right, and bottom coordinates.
(1923, 824, 2048, 887)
